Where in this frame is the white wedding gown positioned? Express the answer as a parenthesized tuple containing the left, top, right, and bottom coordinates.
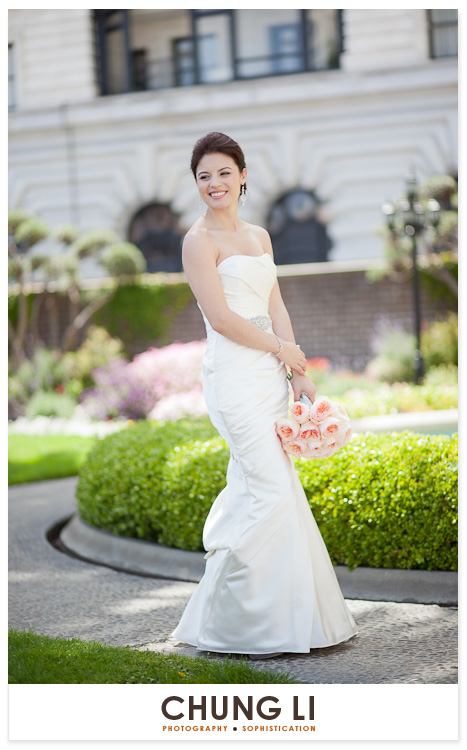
(171, 252, 358, 654)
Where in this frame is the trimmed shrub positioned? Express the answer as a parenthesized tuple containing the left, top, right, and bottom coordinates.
(76, 420, 457, 571)
(295, 430, 457, 571)
(75, 416, 218, 539)
(158, 437, 230, 550)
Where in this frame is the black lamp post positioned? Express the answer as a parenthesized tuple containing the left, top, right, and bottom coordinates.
(381, 171, 441, 384)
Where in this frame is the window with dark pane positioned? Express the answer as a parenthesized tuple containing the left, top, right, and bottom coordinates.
(173, 37, 196, 86)
(428, 10, 458, 59)
(128, 203, 183, 273)
(267, 190, 332, 265)
(94, 9, 133, 95)
(191, 10, 234, 83)
(132, 49, 148, 91)
(234, 9, 341, 79)
(270, 23, 304, 74)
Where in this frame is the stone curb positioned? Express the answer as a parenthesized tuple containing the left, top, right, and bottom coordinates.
(351, 408, 457, 435)
(60, 513, 458, 606)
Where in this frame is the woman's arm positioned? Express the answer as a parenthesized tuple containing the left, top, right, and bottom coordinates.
(262, 230, 317, 403)
(269, 294, 317, 402)
(269, 297, 297, 363)
(182, 231, 308, 375)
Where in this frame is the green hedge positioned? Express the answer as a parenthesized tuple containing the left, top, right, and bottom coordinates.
(296, 431, 457, 571)
(75, 416, 218, 540)
(76, 419, 457, 571)
(8, 277, 193, 357)
(91, 280, 193, 349)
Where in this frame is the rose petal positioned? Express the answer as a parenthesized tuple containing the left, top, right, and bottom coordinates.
(290, 401, 310, 424)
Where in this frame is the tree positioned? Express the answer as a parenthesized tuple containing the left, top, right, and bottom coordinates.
(8, 210, 147, 368)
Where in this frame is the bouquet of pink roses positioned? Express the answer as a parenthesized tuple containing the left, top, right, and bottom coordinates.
(275, 393, 352, 459)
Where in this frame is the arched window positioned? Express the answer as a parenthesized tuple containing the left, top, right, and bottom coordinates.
(266, 190, 332, 264)
(128, 203, 183, 272)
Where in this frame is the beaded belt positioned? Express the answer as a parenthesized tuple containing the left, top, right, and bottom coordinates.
(246, 313, 273, 330)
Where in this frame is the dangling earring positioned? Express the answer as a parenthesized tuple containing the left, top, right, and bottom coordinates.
(198, 195, 205, 213)
(239, 184, 247, 207)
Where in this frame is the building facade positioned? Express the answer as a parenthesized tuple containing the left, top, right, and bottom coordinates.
(9, 9, 457, 277)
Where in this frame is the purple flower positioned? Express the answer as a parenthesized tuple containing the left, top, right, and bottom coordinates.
(79, 357, 156, 420)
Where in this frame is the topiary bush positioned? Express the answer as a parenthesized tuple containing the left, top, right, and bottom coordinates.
(75, 416, 218, 540)
(75, 420, 457, 571)
(158, 437, 230, 550)
(295, 430, 457, 571)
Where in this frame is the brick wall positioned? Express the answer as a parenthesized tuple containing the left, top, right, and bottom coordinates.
(22, 268, 455, 372)
(167, 269, 456, 371)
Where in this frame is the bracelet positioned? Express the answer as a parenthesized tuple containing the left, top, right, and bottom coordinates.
(286, 371, 293, 381)
(273, 333, 283, 356)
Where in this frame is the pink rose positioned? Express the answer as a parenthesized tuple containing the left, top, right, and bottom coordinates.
(298, 420, 321, 441)
(318, 438, 339, 458)
(275, 418, 300, 441)
(340, 426, 353, 446)
(301, 441, 326, 459)
(277, 392, 352, 460)
(322, 445, 340, 458)
(290, 401, 310, 424)
(322, 435, 339, 453)
(310, 395, 335, 422)
(283, 438, 309, 456)
(319, 414, 348, 440)
(334, 402, 349, 419)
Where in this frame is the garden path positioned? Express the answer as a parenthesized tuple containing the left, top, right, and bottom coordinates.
(8, 476, 457, 684)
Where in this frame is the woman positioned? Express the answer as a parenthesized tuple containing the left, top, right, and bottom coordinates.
(171, 132, 358, 659)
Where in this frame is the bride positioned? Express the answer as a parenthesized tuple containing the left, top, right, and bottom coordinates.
(171, 132, 358, 659)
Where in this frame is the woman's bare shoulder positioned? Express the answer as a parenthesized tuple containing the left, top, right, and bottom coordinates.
(241, 220, 270, 240)
(244, 222, 273, 256)
(182, 221, 217, 267)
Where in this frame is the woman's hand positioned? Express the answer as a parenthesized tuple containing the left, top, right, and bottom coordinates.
(291, 372, 317, 404)
(276, 338, 307, 375)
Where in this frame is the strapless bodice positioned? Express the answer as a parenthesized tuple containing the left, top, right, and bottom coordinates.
(197, 253, 276, 335)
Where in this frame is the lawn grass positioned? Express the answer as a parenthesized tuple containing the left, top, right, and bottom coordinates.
(8, 434, 98, 485)
(8, 629, 298, 684)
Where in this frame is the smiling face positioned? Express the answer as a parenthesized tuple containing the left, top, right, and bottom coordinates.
(196, 152, 247, 209)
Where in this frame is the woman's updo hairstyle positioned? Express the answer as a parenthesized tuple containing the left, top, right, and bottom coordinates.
(191, 131, 247, 198)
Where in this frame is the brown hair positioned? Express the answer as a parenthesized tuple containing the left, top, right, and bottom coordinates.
(190, 132, 247, 195)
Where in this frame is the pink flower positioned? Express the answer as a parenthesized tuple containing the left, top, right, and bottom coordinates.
(275, 392, 352, 460)
(309, 395, 335, 422)
(319, 414, 347, 440)
(291, 401, 310, 424)
(301, 441, 326, 459)
(129, 340, 205, 400)
(276, 418, 300, 441)
(322, 444, 340, 458)
(298, 420, 320, 441)
(334, 402, 349, 419)
(322, 435, 339, 453)
(282, 438, 309, 456)
(340, 426, 353, 447)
